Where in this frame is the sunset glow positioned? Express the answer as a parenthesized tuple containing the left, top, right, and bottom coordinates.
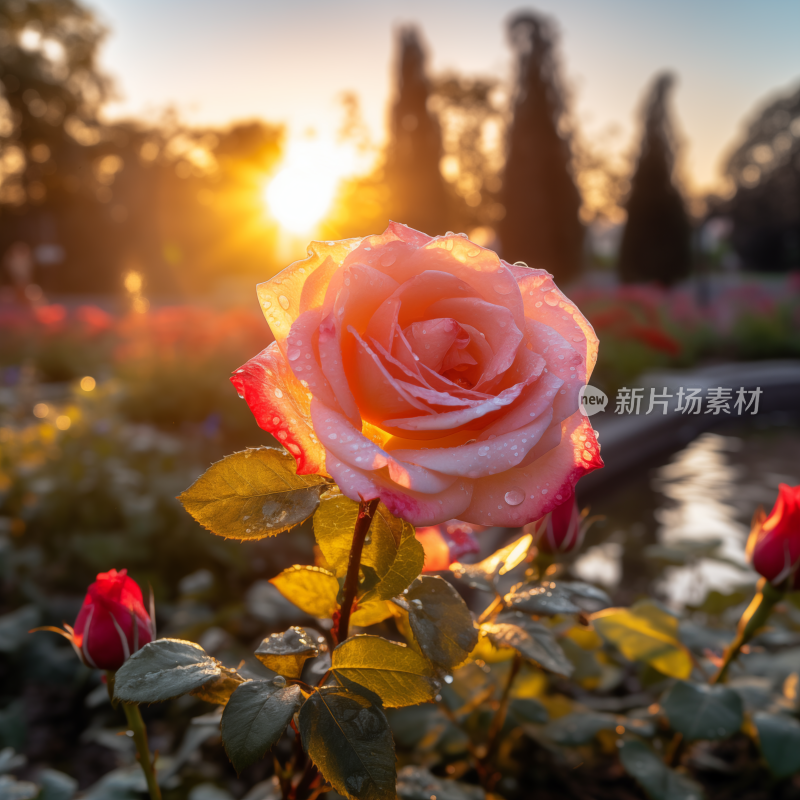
(263, 139, 357, 234)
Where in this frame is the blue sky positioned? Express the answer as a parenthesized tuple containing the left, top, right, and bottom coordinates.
(88, 0, 800, 194)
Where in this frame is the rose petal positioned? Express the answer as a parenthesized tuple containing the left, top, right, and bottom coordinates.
(480, 370, 564, 439)
(425, 297, 522, 390)
(462, 412, 603, 526)
(517, 270, 599, 382)
(258, 238, 361, 347)
(390, 407, 552, 478)
(231, 342, 326, 475)
(383, 377, 530, 432)
(318, 313, 361, 426)
(405, 318, 463, 372)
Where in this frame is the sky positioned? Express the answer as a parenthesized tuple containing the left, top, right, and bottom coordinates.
(87, 0, 800, 196)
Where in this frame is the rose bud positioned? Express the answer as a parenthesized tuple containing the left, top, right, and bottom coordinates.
(415, 520, 483, 571)
(526, 490, 585, 554)
(72, 569, 155, 670)
(747, 483, 800, 590)
(232, 223, 602, 529)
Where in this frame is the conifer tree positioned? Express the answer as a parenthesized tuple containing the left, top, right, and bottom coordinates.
(384, 27, 450, 236)
(618, 73, 692, 285)
(498, 12, 582, 283)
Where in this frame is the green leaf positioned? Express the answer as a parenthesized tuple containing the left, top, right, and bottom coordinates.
(509, 697, 549, 724)
(543, 712, 617, 745)
(504, 583, 582, 616)
(331, 635, 439, 708)
(661, 680, 743, 741)
(405, 576, 478, 670)
(314, 491, 424, 601)
(619, 740, 705, 800)
(191, 665, 246, 705)
(449, 534, 532, 591)
(271, 565, 339, 618)
(754, 711, 800, 778)
(298, 686, 396, 800)
(178, 447, 327, 540)
(113, 639, 221, 703)
(221, 680, 303, 775)
(351, 599, 395, 627)
(255, 627, 320, 678)
(591, 600, 693, 679)
(482, 612, 573, 677)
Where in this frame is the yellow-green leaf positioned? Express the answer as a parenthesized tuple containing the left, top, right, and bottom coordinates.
(450, 533, 532, 591)
(331, 635, 439, 708)
(351, 599, 395, 628)
(178, 447, 327, 540)
(591, 600, 692, 679)
(255, 627, 320, 678)
(271, 565, 339, 619)
(315, 490, 423, 600)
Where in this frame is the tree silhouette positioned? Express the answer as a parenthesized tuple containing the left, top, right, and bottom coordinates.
(384, 27, 450, 236)
(498, 12, 582, 283)
(618, 73, 692, 286)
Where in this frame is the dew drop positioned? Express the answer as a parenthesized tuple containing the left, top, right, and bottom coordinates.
(572, 335, 584, 342)
(237, 392, 244, 399)
(274, 388, 283, 399)
(380, 252, 396, 267)
(535, 301, 543, 308)
(544, 293, 559, 306)
(478, 445, 490, 456)
(262, 299, 272, 309)
(504, 488, 525, 506)
(444, 675, 454, 684)
(288, 350, 300, 361)
(278, 295, 290, 310)
(411, 599, 423, 610)
(494, 282, 513, 295)
(272, 675, 287, 687)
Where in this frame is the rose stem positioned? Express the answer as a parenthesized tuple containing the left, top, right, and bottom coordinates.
(336, 498, 380, 643)
(122, 700, 162, 800)
(710, 577, 783, 685)
(481, 653, 522, 787)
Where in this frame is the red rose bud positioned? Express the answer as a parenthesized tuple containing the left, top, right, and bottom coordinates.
(73, 569, 154, 670)
(526, 491, 584, 554)
(416, 520, 483, 572)
(747, 483, 800, 590)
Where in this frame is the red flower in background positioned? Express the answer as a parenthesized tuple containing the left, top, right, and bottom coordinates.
(72, 569, 154, 670)
(415, 520, 484, 571)
(748, 484, 800, 590)
(526, 490, 585, 553)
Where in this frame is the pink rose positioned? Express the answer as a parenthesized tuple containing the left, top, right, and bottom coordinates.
(526, 490, 584, 553)
(233, 223, 602, 527)
(415, 520, 484, 572)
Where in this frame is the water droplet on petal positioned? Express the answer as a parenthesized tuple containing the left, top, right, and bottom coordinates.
(380, 252, 396, 267)
(494, 282, 514, 295)
(504, 488, 525, 506)
(544, 293, 559, 306)
(288, 350, 300, 361)
(274, 388, 283, 399)
(572, 335, 584, 342)
(278, 295, 290, 310)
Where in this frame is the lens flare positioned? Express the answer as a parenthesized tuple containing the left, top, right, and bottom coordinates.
(264, 139, 356, 235)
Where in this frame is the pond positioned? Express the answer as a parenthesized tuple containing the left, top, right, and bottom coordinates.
(576, 410, 800, 609)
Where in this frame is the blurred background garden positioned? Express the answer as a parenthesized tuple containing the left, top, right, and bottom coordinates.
(1, 0, 800, 797)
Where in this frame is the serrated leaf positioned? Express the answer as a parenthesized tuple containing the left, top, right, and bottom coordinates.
(221, 681, 303, 774)
(298, 686, 396, 800)
(591, 600, 693, 679)
(178, 447, 327, 540)
(315, 491, 424, 601)
(504, 583, 581, 616)
(754, 711, 800, 778)
(450, 534, 532, 591)
(351, 599, 395, 628)
(114, 639, 221, 703)
(482, 612, 573, 677)
(543, 711, 617, 745)
(620, 740, 705, 800)
(255, 627, 319, 678)
(331, 635, 439, 708)
(661, 680, 743, 741)
(271, 565, 339, 618)
(191, 665, 246, 705)
(405, 576, 478, 670)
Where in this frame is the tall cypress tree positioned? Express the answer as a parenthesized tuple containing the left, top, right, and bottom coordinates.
(498, 12, 582, 284)
(384, 27, 450, 236)
(618, 73, 692, 285)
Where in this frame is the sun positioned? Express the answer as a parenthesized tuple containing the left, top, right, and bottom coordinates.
(263, 138, 357, 235)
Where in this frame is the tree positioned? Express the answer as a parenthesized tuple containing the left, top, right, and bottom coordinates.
(618, 73, 692, 286)
(716, 82, 800, 271)
(498, 12, 582, 283)
(384, 26, 450, 236)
